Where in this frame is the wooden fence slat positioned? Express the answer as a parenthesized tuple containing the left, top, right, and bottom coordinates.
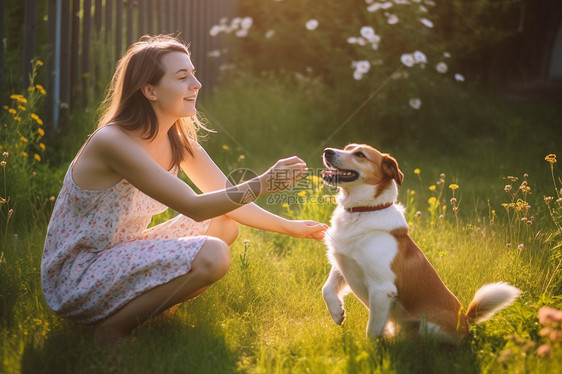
(183, 0, 191, 43)
(116, 0, 123, 58)
(0, 0, 4, 109)
(138, 0, 146, 36)
(81, 0, 92, 106)
(126, 0, 133, 46)
(159, 0, 166, 34)
(22, 0, 37, 91)
(95, 0, 102, 31)
(60, 0, 71, 122)
(70, 0, 80, 108)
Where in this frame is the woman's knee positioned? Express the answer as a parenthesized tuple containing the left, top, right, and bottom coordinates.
(195, 237, 231, 281)
(207, 216, 239, 245)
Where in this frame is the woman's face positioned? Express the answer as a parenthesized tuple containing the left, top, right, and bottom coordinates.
(149, 51, 201, 120)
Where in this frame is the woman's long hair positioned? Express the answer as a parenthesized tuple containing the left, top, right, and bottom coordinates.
(97, 34, 208, 170)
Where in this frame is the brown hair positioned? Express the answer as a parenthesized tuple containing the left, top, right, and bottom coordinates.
(97, 34, 208, 170)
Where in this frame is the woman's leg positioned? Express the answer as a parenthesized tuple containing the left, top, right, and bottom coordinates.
(206, 215, 239, 245)
(93, 236, 230, 348)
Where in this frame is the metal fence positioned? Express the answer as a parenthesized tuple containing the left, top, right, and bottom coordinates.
(1, 0, 238, 129)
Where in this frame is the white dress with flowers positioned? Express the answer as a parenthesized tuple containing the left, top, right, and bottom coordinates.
(41, 162, 210, 324)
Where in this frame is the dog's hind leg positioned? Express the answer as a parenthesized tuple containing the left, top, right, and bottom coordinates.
(322, 266, 348, 325)
(366, 283, 397, 339)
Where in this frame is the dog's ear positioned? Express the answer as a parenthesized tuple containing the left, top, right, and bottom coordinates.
(382, 155, 404, 186)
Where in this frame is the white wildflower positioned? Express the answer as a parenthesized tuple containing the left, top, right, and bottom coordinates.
(231, 17, 242, 28)
(347, 36, 359, 44)
(387, 14, 399, 25)
(355, 60, 371, 74)
(436, 62, 448, 74)
(209, 25, 222, 37)
(424, 0, 436, 6)
(409, 98, 422, 109)
(353, 70, 364, 80)
(454, 73, 465, 82)
(235, 29, 248, 37)
(367, 3, 382, 12)
(306, 19, 319, 30)
(420, 18, 434, 28)
(443, 51, 451, 58)
(401, 53, 415, 67)
(360, 26, 376, 40)
(241, 17, 253, 30)
(357, 37, 367, 46)
(413, 50, 427, 64)
(265, 29, 275, 39)
(381, 1, 394, 9)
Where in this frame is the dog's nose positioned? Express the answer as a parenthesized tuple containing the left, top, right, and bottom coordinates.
(324, 148, 335, 157)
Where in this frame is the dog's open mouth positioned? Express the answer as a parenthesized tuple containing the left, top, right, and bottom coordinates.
(322, 167, 360, 184)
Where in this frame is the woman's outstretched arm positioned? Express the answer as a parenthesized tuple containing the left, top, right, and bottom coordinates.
(93, 127, 306, 222)
(181, 144, 328, 240)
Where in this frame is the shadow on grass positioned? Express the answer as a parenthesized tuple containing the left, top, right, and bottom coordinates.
(20, 317, 241, 374)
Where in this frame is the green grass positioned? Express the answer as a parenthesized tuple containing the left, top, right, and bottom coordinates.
(1, 73, 562, 373)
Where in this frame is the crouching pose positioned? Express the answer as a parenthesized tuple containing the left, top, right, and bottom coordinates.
(41, 35, 327, 348)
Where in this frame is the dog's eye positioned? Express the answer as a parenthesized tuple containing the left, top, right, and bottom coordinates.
(354, 151, 366, 159)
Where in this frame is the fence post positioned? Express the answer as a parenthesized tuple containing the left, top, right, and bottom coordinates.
(22, 0, 37, 91)
(82, 0, 92, 107)
(52, 0, 62, 128)
(0, 0, 4, 109)
(116, 0, 123, 59)
(70, 0, 80, 109)
(60, 0, 70, 127)
(126, 0, 133, 46)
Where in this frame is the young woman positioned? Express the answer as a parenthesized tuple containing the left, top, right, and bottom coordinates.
(41, 35, 328, 347)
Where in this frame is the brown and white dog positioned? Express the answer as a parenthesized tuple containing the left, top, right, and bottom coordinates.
(321, 144, 521, 341)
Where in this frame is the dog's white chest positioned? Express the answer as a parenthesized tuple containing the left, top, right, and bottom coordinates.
(325, 208, 402, 285)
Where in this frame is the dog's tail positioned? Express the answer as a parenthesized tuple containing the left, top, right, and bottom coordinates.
(465, 282, 521, 323)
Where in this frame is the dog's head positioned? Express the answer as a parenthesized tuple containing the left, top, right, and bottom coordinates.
(322, 144, 403, 195)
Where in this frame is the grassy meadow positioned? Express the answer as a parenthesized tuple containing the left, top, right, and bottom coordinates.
(1, 66, 562, 374)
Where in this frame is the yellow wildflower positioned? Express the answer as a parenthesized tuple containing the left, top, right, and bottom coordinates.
(10, 94, 28, 104)
(18, 105, 26, 111)
(36, 84, 46, 95)
(39, 143, 46, 150)
(429, 185, 436, 191)
(20, 136, 28, 143)
(298, 191, 306, 196)
(449, 184, 459, 190)
(282, 203, 289, 208)
(31, 113, 43, 125)
(36, 60, 44, 66)
(410, 190, 415, 195)
(414, 168, 421, 175)
(442, 205, 447, 211)
(38, 128, 45, 137)
(34, 153, 41, 162)
(222, 144, 230, 151)
(428, 197, 437, 205)
(545, 154, 556, 164)
(14, 116, 22, 122)
(8, 108, 16, 115)
(3, 105, 8, 110)
(22, 151, 28, 157)
(27, 86, 36, 92)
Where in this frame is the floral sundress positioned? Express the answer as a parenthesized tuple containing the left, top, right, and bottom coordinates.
(41, 162, 210, 324)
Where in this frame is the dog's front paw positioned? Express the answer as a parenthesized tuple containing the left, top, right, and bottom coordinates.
(329, 307, 346, 325)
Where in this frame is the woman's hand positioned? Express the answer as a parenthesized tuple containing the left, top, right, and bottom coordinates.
(258, 156, 308, 195)
(282, 220, 329, 241)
